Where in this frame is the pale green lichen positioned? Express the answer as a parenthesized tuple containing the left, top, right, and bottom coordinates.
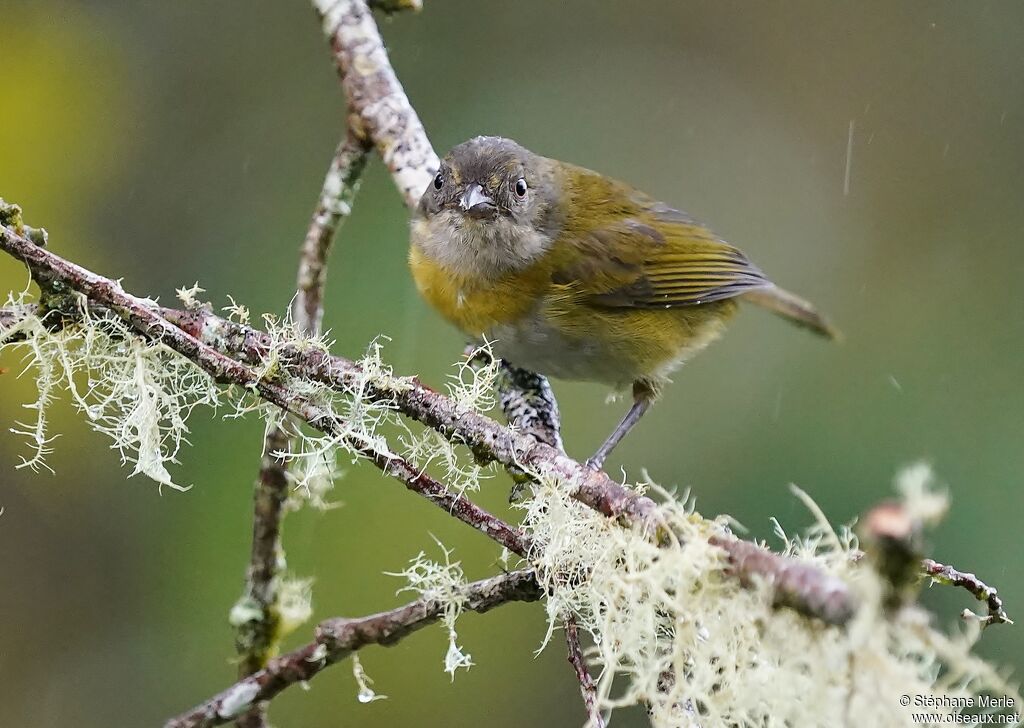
(222, 294, 251, 326)
(174, 282, 208, 309)
(227, 596, 263, 629)
(0, 289, 408, 501)
(277, 575, 314, 637)
(399, 343, 501, 496)
(351, 654, 387, 703)
(263, 337, 409, 508)
(447, 342, 499, 413)
(515, 463, 1021, 727)
(1, 290, 219, 490)
(389, 540, 474, 680)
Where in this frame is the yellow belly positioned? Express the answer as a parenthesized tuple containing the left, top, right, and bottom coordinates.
(409, 245, 736, 388)
(408, 245, 548, 335)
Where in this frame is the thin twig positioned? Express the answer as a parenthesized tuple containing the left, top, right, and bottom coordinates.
(234, 420, 292, 687)
(363, 444, 532, 557)
(233, 132, 371, 728)
(291, 130, 370, 334)
(922, 558, 1012, 627)
(564, 615, 605, 728)
(165, 569, 542, 728)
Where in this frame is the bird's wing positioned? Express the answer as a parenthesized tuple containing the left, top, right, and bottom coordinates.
(554, 198, 770, 309)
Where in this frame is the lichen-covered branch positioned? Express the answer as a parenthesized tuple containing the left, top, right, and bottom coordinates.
(362, 444, 532, 557)
(0, 219, 860, 626)
(0, 225, 526, 560)
(313, 0, 439, 208)
(922, 558, 1012, 627)
(161, 306, 665, 529)
(165, 569, 542, 728)
(2, 222, 1018, 725)
(708, 535, 857, 626)
(233, 129, 372, 728)
(235, 422, 293, 689)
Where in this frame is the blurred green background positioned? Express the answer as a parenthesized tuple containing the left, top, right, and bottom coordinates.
(1, 1, 1022, 726)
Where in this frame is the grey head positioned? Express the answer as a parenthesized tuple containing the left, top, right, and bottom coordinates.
(412, 136, 564, 279)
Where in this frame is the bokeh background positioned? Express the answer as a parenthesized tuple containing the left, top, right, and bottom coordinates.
(1, 1, 1022, 726)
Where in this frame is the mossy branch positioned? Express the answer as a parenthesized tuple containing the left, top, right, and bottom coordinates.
(0, 221, 854, 620)
(233, 120, 372, 728)
(165, 569, 543, 728)
(2, 219, 1019, 725)
(1, 0, 1017, 723)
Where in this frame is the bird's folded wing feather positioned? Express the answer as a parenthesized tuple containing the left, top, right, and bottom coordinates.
(555, 200, 770, 308)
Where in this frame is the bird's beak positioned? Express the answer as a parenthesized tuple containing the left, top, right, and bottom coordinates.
(459, 183, 496, 219)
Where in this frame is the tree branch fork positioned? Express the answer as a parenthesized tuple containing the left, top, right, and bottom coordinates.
(0, 0, 1013, 725)
(0, 219, 1010, 727)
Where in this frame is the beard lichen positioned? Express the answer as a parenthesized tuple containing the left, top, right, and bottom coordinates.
(0, 287, 492, 507)
(1, 291, 219, 490)
(515, 464, 1020, 727)
(2, 288, 1019, 726)
(388, 539, 475, 680)
(258, 335, 412, 508)
(400, 343, 501, 497)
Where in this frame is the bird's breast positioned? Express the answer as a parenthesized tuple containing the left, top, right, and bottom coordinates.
(408, 243, 549, 336)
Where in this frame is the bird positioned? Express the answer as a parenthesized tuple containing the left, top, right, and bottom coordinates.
(409, 136, 837, 470)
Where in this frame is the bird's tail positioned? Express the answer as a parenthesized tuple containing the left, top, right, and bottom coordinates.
(742, 285, 841, 340)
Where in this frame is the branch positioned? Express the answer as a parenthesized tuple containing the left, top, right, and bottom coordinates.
(361, 444, 532, 557)
(0, 226, 526, 561)
(0, 220, 859, 626)
(234, 422, 292, 684)
(233, 129, 372, 727)
(708, 535, 857, 626)
(565, 615, 605, 728)
(291, 130, 371, 334)
(858, 500, 1012, 627)
(313, 0, 439, 208)
(923, 558, 1013, 627)
(165, 569, 542, 728)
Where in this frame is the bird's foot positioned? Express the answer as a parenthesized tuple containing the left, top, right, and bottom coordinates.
(584, 455, 606, 471)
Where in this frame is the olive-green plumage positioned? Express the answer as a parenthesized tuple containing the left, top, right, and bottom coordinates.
(409, 136, 837, 467)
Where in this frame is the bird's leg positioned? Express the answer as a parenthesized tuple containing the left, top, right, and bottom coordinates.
(495, 359, 564, 502)
(586, 381, 655, 471)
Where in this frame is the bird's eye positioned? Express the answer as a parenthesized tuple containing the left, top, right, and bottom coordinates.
(514, 178, 528, 197)
(433, 172, 444, 190)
